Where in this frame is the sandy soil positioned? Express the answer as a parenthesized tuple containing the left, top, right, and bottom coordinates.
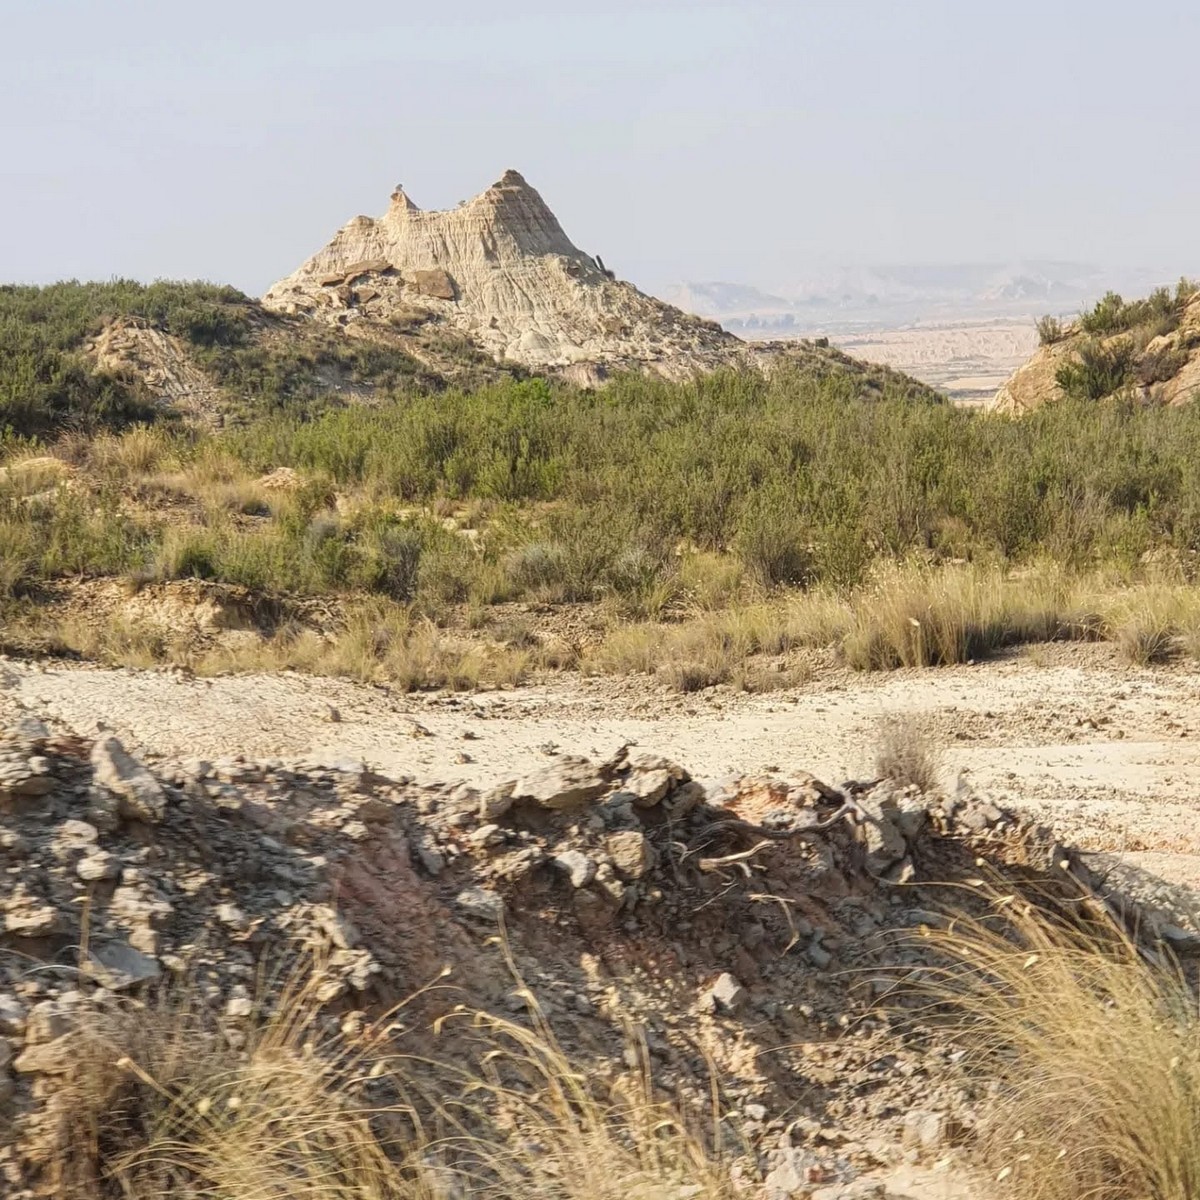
(828, 320, 1037, 402)
(4, 642, 1198, 877)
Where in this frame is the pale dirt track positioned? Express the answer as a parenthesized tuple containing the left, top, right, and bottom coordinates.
(3, 642, 1198, 878)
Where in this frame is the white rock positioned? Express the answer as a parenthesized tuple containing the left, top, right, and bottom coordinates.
(706, 972, 747, 1015)
(90, 737, 166, 823)
(553, 850, 597, 888)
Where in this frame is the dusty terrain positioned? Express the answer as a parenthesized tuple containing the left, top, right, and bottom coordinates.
(4, 648, 1166, 1200)
(4, 646, 1200, 1197)
(4, 643, 1197, 884)
(825, 322, 1038, 404)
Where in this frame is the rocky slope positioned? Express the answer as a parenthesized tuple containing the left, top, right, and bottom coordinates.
(990, 286, 1200, 414)
(263, 170, 940, 397)
(264, 170, 743, 381)
(3, 694, 1198, 1198)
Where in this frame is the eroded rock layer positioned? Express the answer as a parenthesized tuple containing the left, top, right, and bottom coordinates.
(265, 170, 754, 379)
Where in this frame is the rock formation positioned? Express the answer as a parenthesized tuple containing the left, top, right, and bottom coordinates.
(264, 169, 747, 380)
(991, 287, 1200, 414)
(86, 317, 226, 424)
(2, 713, 1162, 1195)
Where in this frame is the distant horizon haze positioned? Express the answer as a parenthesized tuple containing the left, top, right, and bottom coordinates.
(4, 0, 1199, 300)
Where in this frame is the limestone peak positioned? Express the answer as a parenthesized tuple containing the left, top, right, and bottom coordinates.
(263, 169, 739, 376)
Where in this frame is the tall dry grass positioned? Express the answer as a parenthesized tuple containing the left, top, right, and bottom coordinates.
(29, 960, 733, 1200)
(874, 713, 943, 792)
(588, 560, 1200, 687)
(39, 602, 532, 692)
(918, 891, 1200, 1200)
(35, 962, 422, 1199)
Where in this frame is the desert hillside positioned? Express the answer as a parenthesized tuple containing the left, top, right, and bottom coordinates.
(264, 169, 740, 381)
(0, 279, 506, 438)
(262, 169, 941, 395)
(990, 281, 1200, 413)
(0, 179, 940, 442)
(8, 182, 1200, 1200)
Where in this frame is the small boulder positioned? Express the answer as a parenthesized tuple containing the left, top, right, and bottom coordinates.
(512, 756, 612, 811)
(479, 780, 516, 820)
(3, 898, 60, 939)
(605, 830, 654, 880)
(705, 972, 747, 1015)
(86, 940, 161, 990)
(91, 737, 166, 823)
(622, 754, 688, 807)
(455, 887, 505, 922)
(410, 268, 457, 301)
(553, 849, 597, 888)
(77, 850, 120, 881)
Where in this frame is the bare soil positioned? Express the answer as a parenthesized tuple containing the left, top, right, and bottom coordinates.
(4, 641, 1197, 881)
(6, 642, 1196, 1198)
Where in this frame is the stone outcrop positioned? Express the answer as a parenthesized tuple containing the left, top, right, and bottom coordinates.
(990, 288, 1200, 414)
(86, 318, 225, 423)
(264, 169, 746, 379)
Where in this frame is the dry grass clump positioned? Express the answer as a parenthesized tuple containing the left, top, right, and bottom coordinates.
(45, 613, 178, 669)
(585, 594, 847, 690)
(1098, 585, 1200, 664)
(85, 425, 182, 478)
(1112, 607, 1177, 665)
(874, 713, 943, 793)
(33, 963, 419, 1200)
(921, 892, 1200, 1200)
(429, 1001, 734, 1200)
(28, 960, 733, 1200)
(39, 602, 532, 692)
(841, 562, 1069, 670)
(677, 550, 746, 610)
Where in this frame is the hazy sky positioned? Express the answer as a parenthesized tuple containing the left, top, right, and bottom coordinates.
(4, 0, 1198, 295)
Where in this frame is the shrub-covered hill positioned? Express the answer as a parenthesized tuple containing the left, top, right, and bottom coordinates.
(992, 280, 1200, 414)
(0, 280, 496, 438)
(0, 279, 943, 441)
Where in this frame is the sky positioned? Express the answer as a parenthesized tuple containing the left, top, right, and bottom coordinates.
(3, 0, 1199, 296)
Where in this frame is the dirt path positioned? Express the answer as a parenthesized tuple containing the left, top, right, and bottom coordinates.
(4, 643, 1199, 871)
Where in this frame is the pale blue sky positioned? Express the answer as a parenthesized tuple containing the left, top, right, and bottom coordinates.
(3, 0, 1198, 294)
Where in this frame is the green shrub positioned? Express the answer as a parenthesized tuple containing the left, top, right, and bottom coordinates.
(735, 492, 814, 586)
(1056, 340, 1135, 401)
(1077, 285, 1191, 339)
(1036, 315, 1064, 345)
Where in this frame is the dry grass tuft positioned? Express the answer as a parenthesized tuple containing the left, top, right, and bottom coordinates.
(33, 962, 420, 1199)
(429, 1001, 734, 1200)
(1099, 585, 1200, 665)
(874, 713, 943, 792)
(28, 958, 733, 1200)
(1113, 608, 1177, 665)
(87, 425, 181, 478)
(841, 562, 1069, 670)
(918, 892, 1200, 1200)
(37, 602, 532, 692)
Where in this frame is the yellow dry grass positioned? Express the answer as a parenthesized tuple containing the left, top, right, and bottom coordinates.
(31, 959, 733, 1200)
(917, 890, 1200, 1200)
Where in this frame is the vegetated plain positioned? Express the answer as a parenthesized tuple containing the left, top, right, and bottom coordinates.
(4, 280, 1200, 692)
(9, 281, 1200, 1200)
